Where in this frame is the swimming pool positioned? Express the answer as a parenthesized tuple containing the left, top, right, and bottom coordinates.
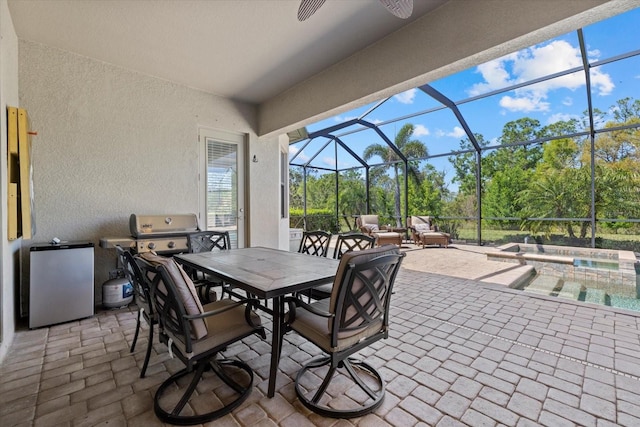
(487, 243, 640, 311)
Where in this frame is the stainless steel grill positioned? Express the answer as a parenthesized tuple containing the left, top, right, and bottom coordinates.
(100, 213, 200, 255)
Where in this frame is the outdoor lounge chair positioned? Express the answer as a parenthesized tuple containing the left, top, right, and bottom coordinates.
(407, 215, 450, 248)
(356, 215, 402, 247)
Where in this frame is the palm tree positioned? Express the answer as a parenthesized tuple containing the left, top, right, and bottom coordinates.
(363, 123, 428, 226)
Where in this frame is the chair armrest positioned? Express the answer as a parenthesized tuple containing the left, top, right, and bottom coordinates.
(184, 297, 265, 332)
(184, 301, 243, 320)
(283, 295, 334, 324)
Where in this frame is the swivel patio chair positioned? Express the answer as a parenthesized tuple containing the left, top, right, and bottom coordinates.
(186, 230, 232, 302)
(138, 251, 265, 425)
(284, 245, 405, 418)
(332, 232, 376, 259)
(306, 232, 376, 300)
(298, 230, 332, 257)
(118, 246, 157, 378)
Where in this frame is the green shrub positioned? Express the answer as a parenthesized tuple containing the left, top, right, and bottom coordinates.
(289, 208, 338, 233)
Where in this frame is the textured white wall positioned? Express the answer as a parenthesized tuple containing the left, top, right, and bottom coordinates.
(18, 40, 280, 304)
(0, 0, 21, 361)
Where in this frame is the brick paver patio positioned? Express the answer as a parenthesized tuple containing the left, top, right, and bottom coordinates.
(2, 264, 640, 426)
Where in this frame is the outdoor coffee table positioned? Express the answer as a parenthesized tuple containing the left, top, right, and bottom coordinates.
(175, 247, 339, 398)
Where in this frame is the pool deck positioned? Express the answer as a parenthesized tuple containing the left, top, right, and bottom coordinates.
(2, 243, 640, 426)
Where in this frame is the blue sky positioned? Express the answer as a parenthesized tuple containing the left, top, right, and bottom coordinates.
(290, 7, 640, 188)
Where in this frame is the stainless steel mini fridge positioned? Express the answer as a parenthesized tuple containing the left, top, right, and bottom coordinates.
(29, 242, 95, 328)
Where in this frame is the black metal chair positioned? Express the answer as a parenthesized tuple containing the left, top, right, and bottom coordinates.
(332, 232, 376, 259)
(284, 245, 405, 418)
(306, 232, 376, 300)
(298, 230, 332, 257)
(118, 246, 157, 378)
(186, 230, 232, 302)
(137, 251, 265, 425)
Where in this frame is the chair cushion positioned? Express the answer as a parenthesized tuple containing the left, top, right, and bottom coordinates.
(410, 216, 431, 227)
(165, 299, 262, 359)
(140, 252, 208, 339)
(290, 299, 383, 353)
(359, 215, 379, 227)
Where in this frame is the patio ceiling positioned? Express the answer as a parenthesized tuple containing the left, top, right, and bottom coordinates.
(7, 0, 446, 105)
(7, 0, 630, 137)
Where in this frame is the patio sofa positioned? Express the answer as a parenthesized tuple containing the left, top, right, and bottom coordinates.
(407, 216, 450, 248)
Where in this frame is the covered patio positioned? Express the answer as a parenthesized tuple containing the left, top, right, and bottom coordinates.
(2, 2, 639, 426)
(2, 245, 639, 426)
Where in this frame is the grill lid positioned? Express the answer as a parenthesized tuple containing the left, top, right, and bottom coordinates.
(129, 213, 199, 237)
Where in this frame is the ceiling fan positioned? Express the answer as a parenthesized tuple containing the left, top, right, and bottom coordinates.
(298, 0, 414, 21)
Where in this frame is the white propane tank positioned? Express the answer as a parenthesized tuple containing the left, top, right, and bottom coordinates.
(102, 277, 134, 308)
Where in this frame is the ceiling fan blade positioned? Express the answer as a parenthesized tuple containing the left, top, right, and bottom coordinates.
(298, 0, 326, 21)
(378, 0, 413, 19)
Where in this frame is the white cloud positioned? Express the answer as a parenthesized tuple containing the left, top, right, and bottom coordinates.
(289, 146, 309, 162)
(322, 156, 336, 167)
(590, 69, 615, 96)
(562, 97, 573, 106)
(333, 115, 358, 123)
(468, 53, 518, 96)
(468, 40, 614, 112)
(394, 89, 416, 104)
(547, 112, 580, 124)
(434, 126, 466, 138)
(447, 126, 466, 138)
(413, 124, 430, 136)
(499, 95, 549, 113)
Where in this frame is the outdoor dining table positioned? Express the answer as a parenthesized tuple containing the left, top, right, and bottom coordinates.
(174, 246, 340, 398)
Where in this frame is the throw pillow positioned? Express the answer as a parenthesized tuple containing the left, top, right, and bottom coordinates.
(364, 224, 379, 233)
(414, 223, 431, 232)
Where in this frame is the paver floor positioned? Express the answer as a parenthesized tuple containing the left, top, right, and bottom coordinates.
(2, 244, 640, 426)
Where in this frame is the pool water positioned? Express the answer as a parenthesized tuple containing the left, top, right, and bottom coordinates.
(492, 244, 639, 311)
(521, 274, 640, 312)
(573, 259, 619, 270)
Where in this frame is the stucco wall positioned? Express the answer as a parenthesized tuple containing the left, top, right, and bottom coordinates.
(17, 40, 281, 307)
(0, 0, 21, 361)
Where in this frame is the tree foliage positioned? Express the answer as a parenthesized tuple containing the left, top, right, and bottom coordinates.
(290, 97, 640, 242)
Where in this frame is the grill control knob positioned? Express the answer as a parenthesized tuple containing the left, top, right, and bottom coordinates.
(168, 241, 175, 248)
(148, 242, 156, 250)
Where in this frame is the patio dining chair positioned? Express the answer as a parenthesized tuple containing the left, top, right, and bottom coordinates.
(298, 230, 332, 257)
(118, 246, 157, 378)
(306, 232, 376, 300)
(186, 230, 232, 302)
(283, 245, 404, 418)
(137, 251, 265, 425)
